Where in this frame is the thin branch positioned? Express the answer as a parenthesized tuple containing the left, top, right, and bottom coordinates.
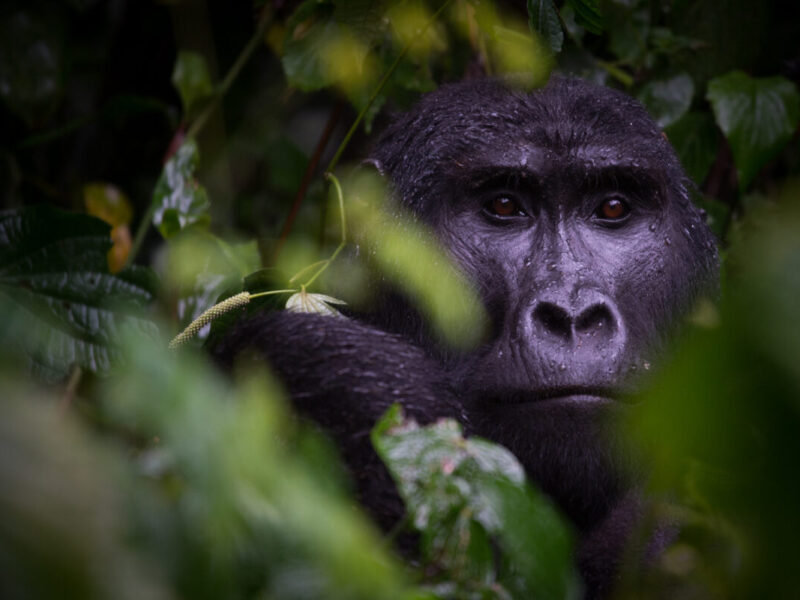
(302, 172, 346, 288)
(273, 101, 344, 261)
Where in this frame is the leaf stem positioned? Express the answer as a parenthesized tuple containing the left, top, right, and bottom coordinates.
(289, 260, 330, 284)
(596, 60, 633, 87)
(125, 201, 156, 269)
(302, 173, 346, 288)
(273, 102, 345, 261)
(249, 289, 297, 299)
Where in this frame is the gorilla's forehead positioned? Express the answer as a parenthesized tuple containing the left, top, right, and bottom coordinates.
(456, 94, 668, 169)
(372, 76, 686, 209)
(464, 143, 663, 181)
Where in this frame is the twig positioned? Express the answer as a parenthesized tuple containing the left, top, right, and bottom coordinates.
(273, 101, 344, 261)
(301, 173, 346, 288)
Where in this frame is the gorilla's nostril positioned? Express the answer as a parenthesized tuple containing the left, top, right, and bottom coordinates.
(575, 304, 615, 335)
(533, 302, 572, 339)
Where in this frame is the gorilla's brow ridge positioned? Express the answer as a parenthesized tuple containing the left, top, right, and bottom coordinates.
(460, 161, 662, 199)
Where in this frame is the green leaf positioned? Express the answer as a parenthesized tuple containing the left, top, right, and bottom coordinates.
(334, 0, 387, 47)
(282, 1, 340, 91)
(104, 330, 416, 600)
(0, 205, 156, 381)
(566, 0, 602, 35)
(151, 140, 211, 239)
(706, 71, 800, 190)
(665, 111, 719, 186)
(527, 0, 563, 54)
(637, 72, 694, 128)
(171, 50, 214, 115)
(373, 407, 580, 600)
(488, 25, 553, 88)
(559, 4, 584, 43)
(607, 6, 649, 64)
(0, 382, 158, 600)
(282, 0, 378, 103)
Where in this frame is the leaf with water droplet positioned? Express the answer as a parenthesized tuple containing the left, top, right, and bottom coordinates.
(151, 140, 211, 239)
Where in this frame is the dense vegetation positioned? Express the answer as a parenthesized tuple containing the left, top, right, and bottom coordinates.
(1, 0, 798, 598)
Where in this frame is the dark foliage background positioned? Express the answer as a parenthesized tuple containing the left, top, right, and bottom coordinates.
(0, 0, 799, 598)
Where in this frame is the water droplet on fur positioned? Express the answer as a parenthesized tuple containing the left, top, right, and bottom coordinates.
(649, 223, 656, 232)
(643, 361, 651, 370)
(664, 236, 672, 246)
(559, 363, 566, 371)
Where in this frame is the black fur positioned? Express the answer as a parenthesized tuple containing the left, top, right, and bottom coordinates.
(211, 77, 718, 598)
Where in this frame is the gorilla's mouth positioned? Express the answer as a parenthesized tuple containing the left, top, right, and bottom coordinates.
(476, 385, 624, 407)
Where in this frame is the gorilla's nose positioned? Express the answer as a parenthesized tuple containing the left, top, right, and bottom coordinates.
(531, 293, 624, 353)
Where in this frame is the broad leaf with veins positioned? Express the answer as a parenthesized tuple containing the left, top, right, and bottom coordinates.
(0, 205, 156, 381)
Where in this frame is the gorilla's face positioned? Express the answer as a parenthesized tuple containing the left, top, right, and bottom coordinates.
(372, 77, 718, 528)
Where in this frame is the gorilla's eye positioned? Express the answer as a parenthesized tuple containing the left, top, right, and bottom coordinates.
(485, 196, 526, 219)
(596, 197, 630, 221)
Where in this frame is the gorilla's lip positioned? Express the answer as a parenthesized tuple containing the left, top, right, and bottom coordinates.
(476, 385, 625, 407)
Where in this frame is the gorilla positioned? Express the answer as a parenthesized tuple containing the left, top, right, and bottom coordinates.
(212, 76, 718, 597)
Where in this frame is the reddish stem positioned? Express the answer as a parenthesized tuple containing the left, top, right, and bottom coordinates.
(273, 102, 344, 261)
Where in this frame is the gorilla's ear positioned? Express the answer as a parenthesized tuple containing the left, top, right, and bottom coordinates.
(361, 158, 385, 175)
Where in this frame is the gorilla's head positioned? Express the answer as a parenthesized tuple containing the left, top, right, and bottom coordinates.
(369, 77, 719, 528)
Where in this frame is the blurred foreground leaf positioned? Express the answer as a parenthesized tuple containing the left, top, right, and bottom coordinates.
(706, 71, 800, 190)
(623, 194, 800, 597)
(345, 170, 488, 348)
(0, 382, 164, 600)
(104, 329, 421, 600)
(282, 0, 374, 97)
(0, 205, 156, 382)
(373, 406, 580, 600)
(487, 25, 553, 87)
